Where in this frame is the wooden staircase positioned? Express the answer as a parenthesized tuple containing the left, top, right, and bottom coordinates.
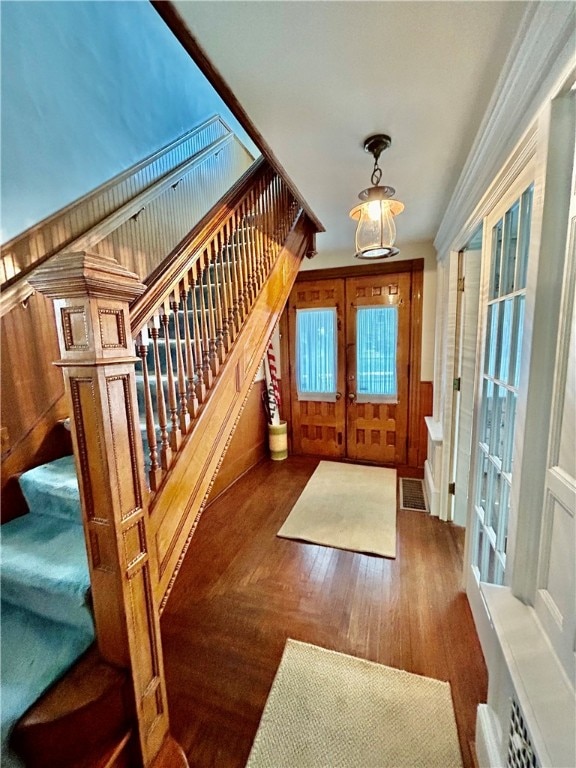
(4, 156, 318, 766)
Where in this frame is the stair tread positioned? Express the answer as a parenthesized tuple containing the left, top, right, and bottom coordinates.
(1, 513, 92, 631)
(18, 455, 80, 524)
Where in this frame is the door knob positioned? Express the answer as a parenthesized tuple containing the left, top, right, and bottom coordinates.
(335, 392, 342, 400)
(348, 393, 356, 402)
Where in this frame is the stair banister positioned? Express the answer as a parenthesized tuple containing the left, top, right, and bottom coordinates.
(28, 252, 185, 768)
(25, 155, 315, 765)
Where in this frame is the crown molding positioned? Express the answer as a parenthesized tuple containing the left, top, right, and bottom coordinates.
(434, 1, 576, 258)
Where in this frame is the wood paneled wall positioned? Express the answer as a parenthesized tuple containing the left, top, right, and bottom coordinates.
(207, 379, 268, 504)
(1, 291, 71, 521)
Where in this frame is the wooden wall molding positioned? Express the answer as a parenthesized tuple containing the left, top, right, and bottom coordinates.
(297, 258, 424, 282)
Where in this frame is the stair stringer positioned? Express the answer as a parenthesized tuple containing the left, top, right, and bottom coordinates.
(151, 215, 312, 610)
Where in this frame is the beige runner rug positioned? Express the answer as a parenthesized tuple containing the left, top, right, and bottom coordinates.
(277, 461, 397, 558)
(246, 639, 463, 768)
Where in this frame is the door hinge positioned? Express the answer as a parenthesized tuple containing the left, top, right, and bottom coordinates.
(453, 377, 461, 391)
(448, 482, 456, 495)
(457, 276, 465, 292)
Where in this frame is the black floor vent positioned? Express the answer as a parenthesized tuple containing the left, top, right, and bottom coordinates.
(399, 478, 428, 512)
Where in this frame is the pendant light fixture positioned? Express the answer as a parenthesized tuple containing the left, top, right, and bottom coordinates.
(349, 134, 404, 259)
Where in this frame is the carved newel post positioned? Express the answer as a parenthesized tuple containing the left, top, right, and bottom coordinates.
(29, 252, 186, 767)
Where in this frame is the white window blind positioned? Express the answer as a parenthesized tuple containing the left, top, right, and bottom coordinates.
(296, 308, 337, 401)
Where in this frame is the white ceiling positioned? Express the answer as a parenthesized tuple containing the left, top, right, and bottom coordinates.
(175, 1, 528, 256)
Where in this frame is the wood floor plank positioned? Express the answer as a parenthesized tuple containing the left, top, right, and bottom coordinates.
(161, 456, 487, 768)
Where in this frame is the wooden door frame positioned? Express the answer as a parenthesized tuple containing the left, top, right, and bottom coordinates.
(280, 259, 424, 470)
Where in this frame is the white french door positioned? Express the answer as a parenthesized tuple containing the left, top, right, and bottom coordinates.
(470, 180, 534, 586)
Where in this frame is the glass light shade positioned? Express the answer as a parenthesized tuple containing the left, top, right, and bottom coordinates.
(350, 188, 404, 260)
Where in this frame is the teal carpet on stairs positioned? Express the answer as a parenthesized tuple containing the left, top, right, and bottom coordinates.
(1, 456, 95, 764)
(1, 603, 94, 767)
(1, 513, 93, 632)
(18, 455, 81, 524)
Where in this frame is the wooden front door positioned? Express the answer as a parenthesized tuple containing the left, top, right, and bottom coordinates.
(345, 272, 410, 464)
(287, 268, 413, 465)
(288, 278, 346, 457)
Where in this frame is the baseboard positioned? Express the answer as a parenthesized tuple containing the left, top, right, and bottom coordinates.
(475, 704, 503, 768)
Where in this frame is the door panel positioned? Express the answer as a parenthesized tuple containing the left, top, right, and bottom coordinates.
(345, 273, 410, 464)
(288, 279, 346, 457)
(288, 270, 412, 465)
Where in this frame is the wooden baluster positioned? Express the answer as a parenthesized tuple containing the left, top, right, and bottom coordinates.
(247, 186, 260, 297)
(151, 317, 172, 470)
(190, 265, 208, 401)
(160, 304, 181, 452)
(279, 177, 288, 241)
(137, 327, 162, 493)
(261, 176, 272, 280)
(273, 175, 283, 251)
(28, 251, 185, 767)
(231, 209, 246, 324)
(221, 227, 236, 345)
(265, 178, 275, 269)
(268, 177, 280, 271)
(229, 215, 244, 328)
(255, 179, 266, 289)
(171, 292, 190, 436)
(222, 218, 238, 337)
(181, 281, 199, 418)
(245, 196, 257, 307)
(197, 266, 213, 389)
(209, 238, 225, 361)
(213, 234, 228, 352)
(203, 251, 220, 376)
(236, 202, 251, 316)
(262, 182, 276, 277)
(285, 181, 295, 237)
(221, 218, 236, 341)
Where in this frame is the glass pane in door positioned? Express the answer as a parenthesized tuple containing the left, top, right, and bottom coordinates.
(471, 183, 533, 586)
(296, 308, 337, 400)
(356, 306, 398, 402)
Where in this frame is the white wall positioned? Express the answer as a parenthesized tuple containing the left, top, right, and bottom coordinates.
(0, 0, 259, 242)
(300, 240, 437, 380)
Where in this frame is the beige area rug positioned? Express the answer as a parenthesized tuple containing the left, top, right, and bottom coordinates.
(277, 461, 397, 558)
(246, 640, 463, 768)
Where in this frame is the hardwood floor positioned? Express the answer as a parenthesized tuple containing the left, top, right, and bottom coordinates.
(161, 456, 487, 768)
